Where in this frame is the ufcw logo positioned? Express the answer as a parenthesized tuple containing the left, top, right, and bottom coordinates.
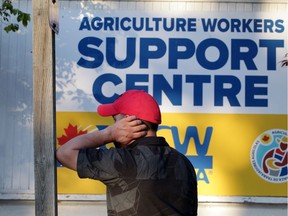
(58, 124, 213, 184)
(158, 126, 213, 184)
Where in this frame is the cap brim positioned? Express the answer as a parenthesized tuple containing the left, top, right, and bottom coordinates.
(97, 103, 118, 117)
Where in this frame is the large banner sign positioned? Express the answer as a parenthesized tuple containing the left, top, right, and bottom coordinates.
(56, 5, 287, 199)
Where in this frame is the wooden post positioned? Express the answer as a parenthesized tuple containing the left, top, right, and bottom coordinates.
(33, 0, 58, 215)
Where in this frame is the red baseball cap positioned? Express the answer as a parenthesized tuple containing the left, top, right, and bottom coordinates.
(97, 90, 161, 124)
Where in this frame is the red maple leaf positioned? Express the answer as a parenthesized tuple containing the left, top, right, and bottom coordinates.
(57, 123, 88, 145)
(262, 135, 270, 142)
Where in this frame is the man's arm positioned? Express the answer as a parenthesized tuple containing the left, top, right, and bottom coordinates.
(56, 116, 147, 171)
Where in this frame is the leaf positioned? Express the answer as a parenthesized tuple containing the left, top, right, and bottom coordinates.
(4, 25, 12, 33)
(17, 11, 24, 21)
(4, 23, 18, 33)
(12, 8, 18, 16)
(262, 135, 270, 142)
(22, 13, 30, 26)
(57, 124, 88, 145)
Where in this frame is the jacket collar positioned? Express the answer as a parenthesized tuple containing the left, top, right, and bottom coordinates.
(128, 136, 168, 148)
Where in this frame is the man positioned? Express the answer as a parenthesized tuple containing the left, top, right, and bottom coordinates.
(57, 90, 198, 216)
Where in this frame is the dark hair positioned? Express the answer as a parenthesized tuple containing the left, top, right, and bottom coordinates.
(143, 120, 159, 132)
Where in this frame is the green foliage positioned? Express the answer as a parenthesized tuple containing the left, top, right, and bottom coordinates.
(281, 54, 288, 67)
(0, 0, 30, 33)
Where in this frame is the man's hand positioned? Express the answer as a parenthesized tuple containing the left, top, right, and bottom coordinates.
(108, 116, 147, 145)
(56, 115, 147, 170)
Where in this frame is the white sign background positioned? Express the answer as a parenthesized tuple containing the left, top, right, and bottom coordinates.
(56, 10, 287, 114)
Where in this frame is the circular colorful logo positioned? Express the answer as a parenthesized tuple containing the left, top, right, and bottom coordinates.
(250, 129, 287, 183)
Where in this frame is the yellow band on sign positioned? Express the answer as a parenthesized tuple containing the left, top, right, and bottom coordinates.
(57, 112, 287, 196)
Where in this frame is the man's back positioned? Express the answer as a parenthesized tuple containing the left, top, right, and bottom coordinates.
(78, 136, 198, 216)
